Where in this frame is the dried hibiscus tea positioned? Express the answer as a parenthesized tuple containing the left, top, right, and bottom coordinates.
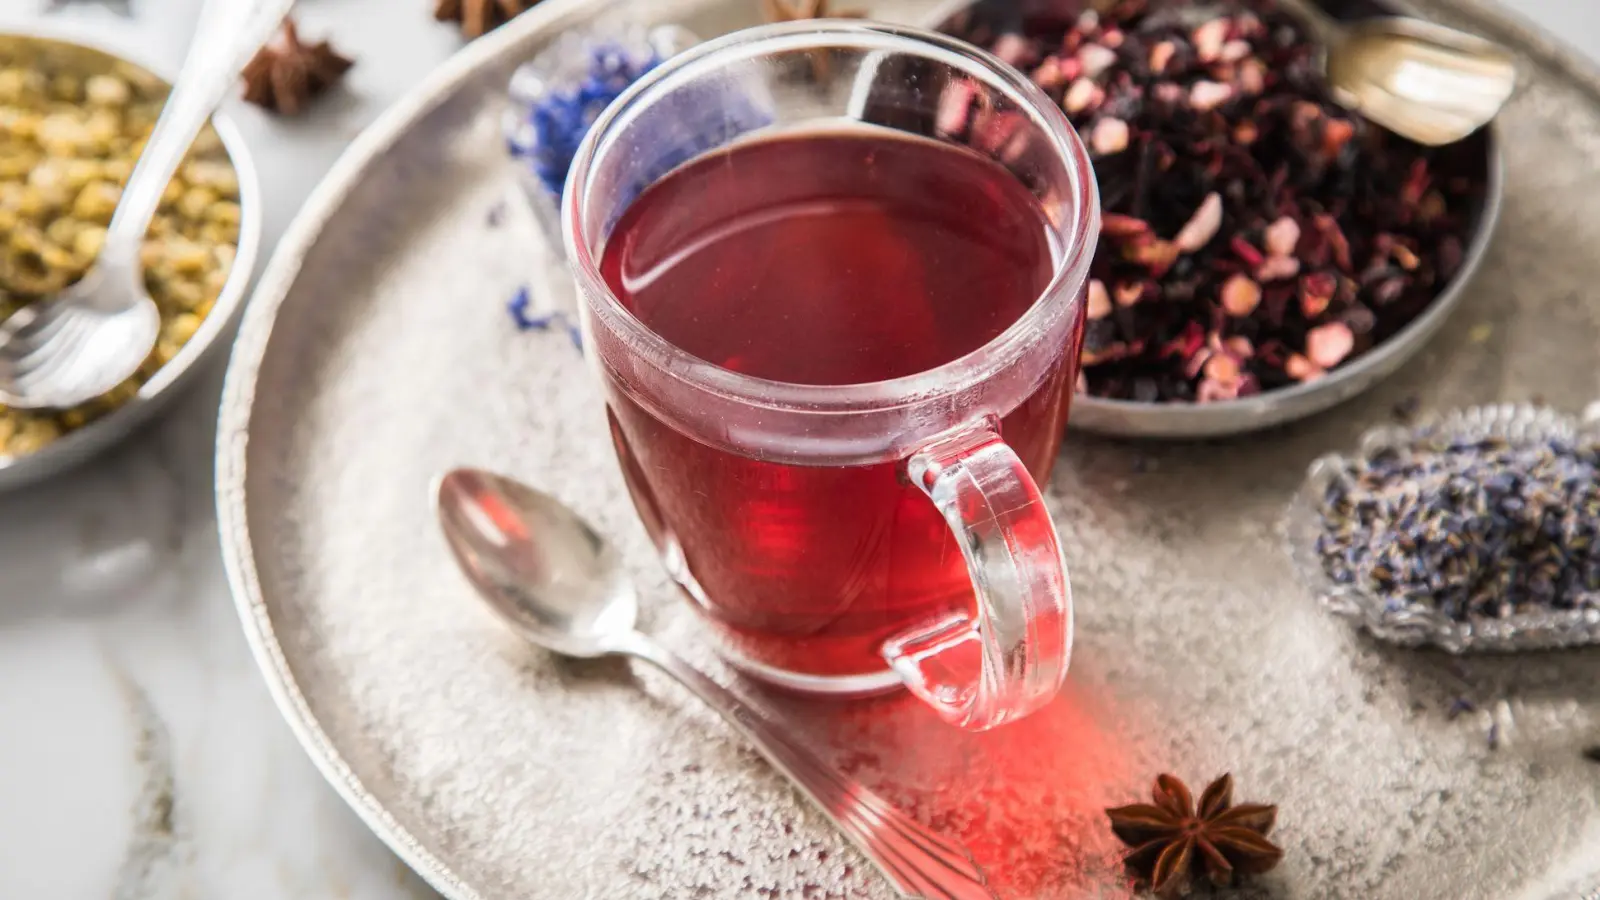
(951, 0, 1489, 404)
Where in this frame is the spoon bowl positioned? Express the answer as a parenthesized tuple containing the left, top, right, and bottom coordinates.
(436, 468, 638, 658)
(1319, 15, 1517, 146)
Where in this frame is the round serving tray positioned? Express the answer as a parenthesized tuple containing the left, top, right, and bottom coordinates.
(218, 0, 1600, 898)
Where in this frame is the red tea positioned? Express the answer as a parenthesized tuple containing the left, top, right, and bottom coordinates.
(599, 129, 1083, 686)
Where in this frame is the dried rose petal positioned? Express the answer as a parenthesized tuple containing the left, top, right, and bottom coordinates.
(1221, 274, 1262, 316)
(1204, 351, 1242, 386)
(1307, 322, 1355, 368)
(1153, 81, 1185, 105)
(1220, 39, 1252, 62)
(1115, 281, 1146, 307)
(971, 110, 1026, 156)
(1125, 236, 1180, 275)
(1233, 119, 1260, 144)
(1197, 376, 1243, 402)
(1088, 279, 1113, 319)
(1102, 214, 1151, 238)
(1174, 193, 1223, 252)
(1193, 18, 1228, 62)
(1231, 236, 1265, 268)
(1372, 275, 1407, 306)
(992, 33, 1036, 68)
(1163, 321, 1206, 361)
(936, 80, 976, 135)
(1299, 271, 1337, 318)
(1285, 353, 1325, 382)
(1323, 118, 1356, 157)
(1031, 56, 1067, 90)
(1402, 158, 1431, 206)
(1238, 58, 1267, 95)
(1091, 117, 1130, 154)
(1190, 80, 1234, 111)
(1065, 77, 1103, 115)
(1315, 214, 1354, 272)
(1149, 40, 1176, 74)
(1078, 44, 1118, 78)
(1264, 217, 1301, 258)
(1225, 335, 1255, 358)
(1256, 255, 1301, 282)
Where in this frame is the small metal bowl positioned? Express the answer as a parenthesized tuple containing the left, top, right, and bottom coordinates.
(924, 0, 1505, 440)
(1284, 403, 1600, 652)
(0, 29, 262, 492)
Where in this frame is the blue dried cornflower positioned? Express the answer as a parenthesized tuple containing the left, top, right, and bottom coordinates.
(507, 285, 582, 350)
(509, 44, 665, 197)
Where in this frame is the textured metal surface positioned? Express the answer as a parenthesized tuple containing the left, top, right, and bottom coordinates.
(218, 0, 1600, 897)
(0, 27, 261, 492)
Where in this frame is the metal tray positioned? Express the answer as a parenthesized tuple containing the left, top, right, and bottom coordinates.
(218, 0, 1600, 897)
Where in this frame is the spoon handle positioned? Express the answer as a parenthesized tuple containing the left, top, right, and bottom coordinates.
(617, 634, 998, 900)
(103, 0, 296, 269)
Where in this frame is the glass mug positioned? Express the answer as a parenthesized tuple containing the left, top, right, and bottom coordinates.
(564, 22, 1099, 730)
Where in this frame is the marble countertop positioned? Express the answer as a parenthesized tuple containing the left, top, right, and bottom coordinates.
(0, 0, 1592, 897)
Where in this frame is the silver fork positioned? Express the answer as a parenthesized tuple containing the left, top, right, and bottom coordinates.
(0, 0, 297, 410)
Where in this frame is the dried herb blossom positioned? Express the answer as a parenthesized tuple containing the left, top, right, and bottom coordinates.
(951, 0, 1487, 404)
(1316, 435, 1600, 622)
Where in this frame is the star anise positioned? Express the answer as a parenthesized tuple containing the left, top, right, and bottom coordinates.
(1105, 774, 1284, 899)
(434, 0, 541, 40)
(761, 0, 866, 83)
(241, 19, 354, 116)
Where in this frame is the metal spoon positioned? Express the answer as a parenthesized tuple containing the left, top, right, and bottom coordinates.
(0, 0, 294, 410)
(435, 467, 998, 900)
(1287, 0, 1515, 146)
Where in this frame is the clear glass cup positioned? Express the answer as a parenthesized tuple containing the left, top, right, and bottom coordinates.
(564, 20, 1099, 731)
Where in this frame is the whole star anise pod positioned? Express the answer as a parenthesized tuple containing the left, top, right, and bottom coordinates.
(761, 0, 865, 83)
(1105, 774, 1283, 899)
(241, 19, 353, 116)
(434, 0, 541, 40)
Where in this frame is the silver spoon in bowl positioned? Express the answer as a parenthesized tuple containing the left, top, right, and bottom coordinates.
(435, 467, 998, 900)
(0, 0, 294, 410)
(1283, 0, 1516, 146)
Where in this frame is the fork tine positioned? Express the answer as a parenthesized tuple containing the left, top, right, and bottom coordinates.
(14, 312, 95, 392)
(14, 311, 84, 370)
(16, 310, 90, 372)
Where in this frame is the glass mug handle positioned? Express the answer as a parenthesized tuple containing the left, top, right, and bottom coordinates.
(883, 420, 1073, 732)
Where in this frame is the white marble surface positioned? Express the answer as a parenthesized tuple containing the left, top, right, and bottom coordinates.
(0, 0, 1591, 897)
